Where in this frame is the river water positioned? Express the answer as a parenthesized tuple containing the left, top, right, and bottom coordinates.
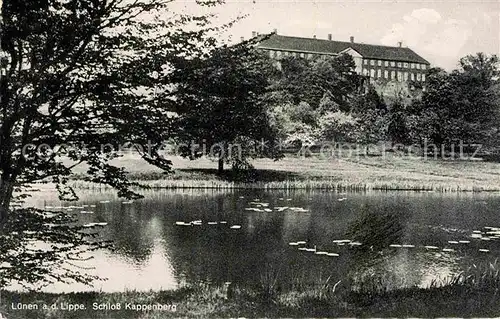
(11, 189, 500, 293)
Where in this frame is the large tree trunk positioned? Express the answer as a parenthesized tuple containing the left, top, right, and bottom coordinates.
(218, 157, 224, 175)
(0, 173, 15, 223)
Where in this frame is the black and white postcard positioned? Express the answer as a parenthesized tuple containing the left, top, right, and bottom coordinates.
(0, 0, 499, 318)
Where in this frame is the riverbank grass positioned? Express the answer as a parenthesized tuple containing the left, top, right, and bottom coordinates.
(67, 154, 500, 192)
(3, 262, 500, 318)
(1, 283, 500, 318)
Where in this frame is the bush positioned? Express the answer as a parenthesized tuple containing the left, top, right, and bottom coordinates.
(317, 111, 359, 143)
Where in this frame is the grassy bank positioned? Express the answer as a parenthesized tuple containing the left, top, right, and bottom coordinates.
(66, 153, 500, 192)
(2, 267, 500, 318)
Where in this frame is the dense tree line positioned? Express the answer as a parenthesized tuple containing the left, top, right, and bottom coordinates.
(175, 47, 499, 163)
(234, 51, 500, 156)
(406, 54, 500, 153)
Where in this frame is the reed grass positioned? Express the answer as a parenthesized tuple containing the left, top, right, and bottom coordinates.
(3, 262, 500, 318)
(62, 154, 500, 192)
(429, 258, 500, 289)
(67, 178, 500, 193)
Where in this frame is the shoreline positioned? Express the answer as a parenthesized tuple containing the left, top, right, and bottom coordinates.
(67, 179, 500, 193)
(57, 155, 500, 193)
(2, 278, 500, 318)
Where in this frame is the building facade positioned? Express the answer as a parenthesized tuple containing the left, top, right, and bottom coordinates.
(255, 32, 431, 96)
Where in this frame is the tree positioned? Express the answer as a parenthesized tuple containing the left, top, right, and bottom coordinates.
(272, 54, 361, 111)
(170, 41, 283, 174)
(409, 54, 500, 152)
(271, 102, 319, 149)
(264, 53, 362, 150)
(406, 67, 454, 147)
(453, 53, 500, 147)
(316, 110, 358, 143)
(0, 0, 227, 288)
(350, 87, 388, 151)
(386, 99, 410, 146)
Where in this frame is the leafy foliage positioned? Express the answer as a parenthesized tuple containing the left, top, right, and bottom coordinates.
(270, 102, 319, 148)
(266, 54, 362, 148)
(170, 40, 283, 172)
(0, 0, 229, 287)
(274, 54, 361, 110)
(0, 207, 110, 290)
(0, 0, 229, 212)
(316, 111, 358, 143)
(409, 54, 500, 148)
(386, 99, 410, 145)
(350, 87, 388, 146)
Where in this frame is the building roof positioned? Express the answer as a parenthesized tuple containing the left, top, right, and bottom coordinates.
(256, 34, 430, 65)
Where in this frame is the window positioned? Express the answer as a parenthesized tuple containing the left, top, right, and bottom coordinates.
(410, 63, 415, 69)
(370, 59, 375, 66)
(397, 62, 402, 68)
(390, 61, 395, 67)
(416, 64, 420, 69)
(397, 71, 403, 81)
(385, 61, 389, 67)
(377, 69, 381, 78)
(378, 60, 382, 66)
(364, 59, 368, 65)
(411, 73, 415, 81)
(404, 72, 408, 81)
(370, 69, 376, 78)
(422, 74, 426, 81)
(363, 69, 369, 76)
(391, 70, 395, 79)
(300, 52, 305, 58)
(417, 73, 421, 81)
(421, 64, 427, 70)
(384, 70, 389, 79)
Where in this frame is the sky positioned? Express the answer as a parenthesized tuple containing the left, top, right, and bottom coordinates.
(175, 0, 500, 71)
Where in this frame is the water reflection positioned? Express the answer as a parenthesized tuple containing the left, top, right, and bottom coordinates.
(105, 204, 156, 264)
(347, 204, 406, 249)
(16, 189, 500, 293)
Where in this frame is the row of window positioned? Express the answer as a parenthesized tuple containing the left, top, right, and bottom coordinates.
(363, 68, 426, 82)
(268, 50, 428, 71)
(364, 59, 427, 70)
(266, 49, 427, 82)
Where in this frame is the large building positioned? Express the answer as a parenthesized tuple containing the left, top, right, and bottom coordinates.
(254, 31, 431, 96)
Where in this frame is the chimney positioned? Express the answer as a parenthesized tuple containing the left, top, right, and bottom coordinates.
(240, 36, 244, 42)
(350, 36, 354, 43)
(252, 31, 257, 37)
(273, 28, 278, 34)
(397, 41, 402, 47)
(328, 34, 332, 41)
(313, 35, 316, 39)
